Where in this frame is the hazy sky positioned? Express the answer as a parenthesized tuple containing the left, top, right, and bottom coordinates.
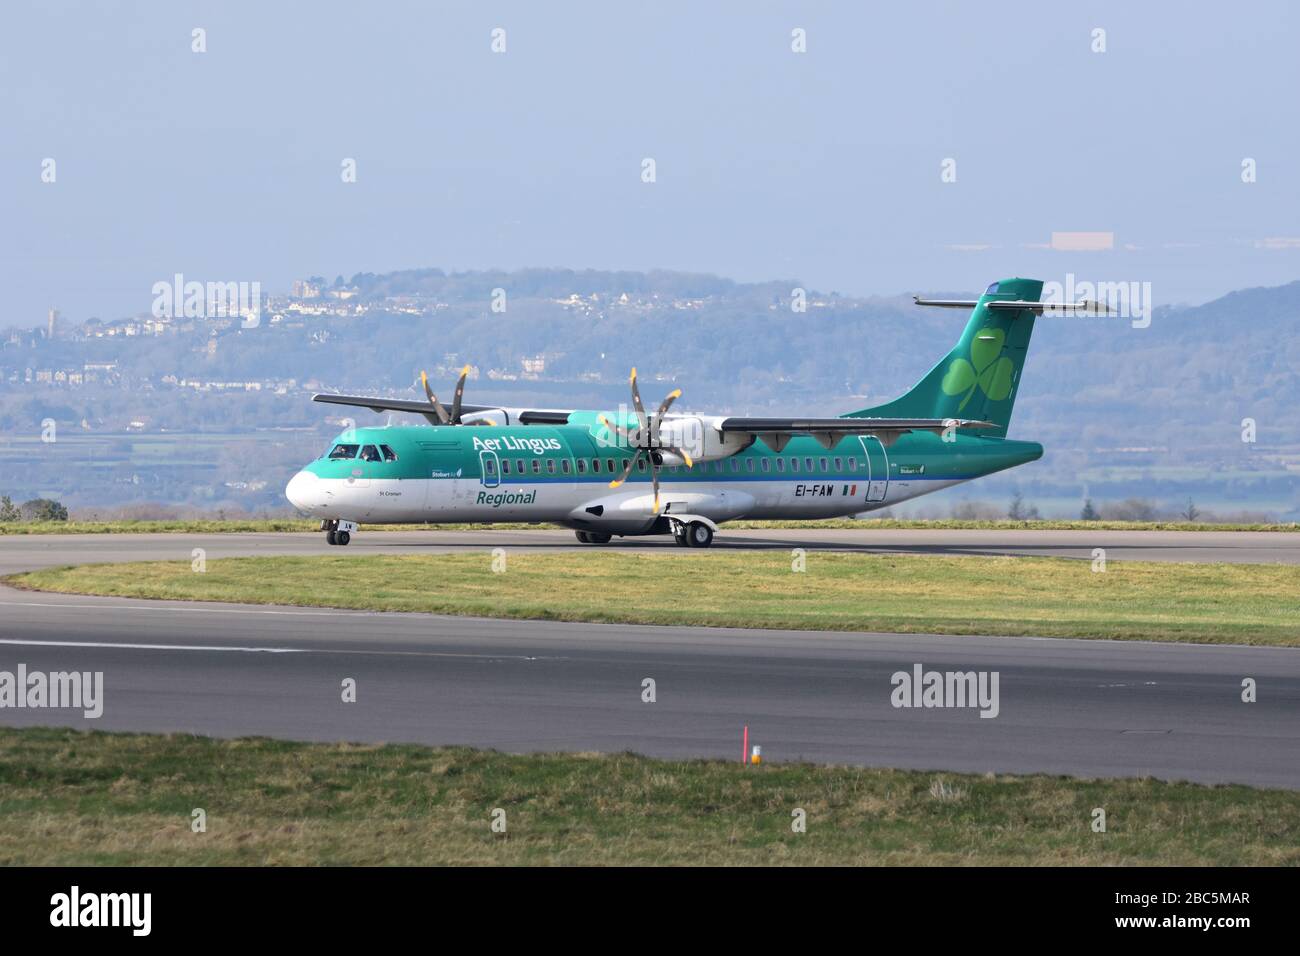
(3, 0, 1298, 325)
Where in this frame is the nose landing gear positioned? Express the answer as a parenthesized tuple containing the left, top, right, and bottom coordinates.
(322, 519, 357, 546)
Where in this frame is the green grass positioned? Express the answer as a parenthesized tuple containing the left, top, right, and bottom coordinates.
(1, 517, 1295, 535)
(11, 551, 1300, 645)
(0, 727, 1294, 865)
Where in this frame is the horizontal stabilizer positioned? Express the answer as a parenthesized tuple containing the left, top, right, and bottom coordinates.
(913, 296, 1114, 314)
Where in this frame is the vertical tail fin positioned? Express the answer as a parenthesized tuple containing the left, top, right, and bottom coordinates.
(845, 277, 1043, 438)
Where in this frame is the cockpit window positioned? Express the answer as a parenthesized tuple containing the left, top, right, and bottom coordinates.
(359, 445, 382, 463)
(328, 444, 360, 460)
(380, 444, 398, 461)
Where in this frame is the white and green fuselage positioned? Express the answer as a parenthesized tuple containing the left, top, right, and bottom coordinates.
(287, 277, 1050, 542)
(287, 422, 1042, 534)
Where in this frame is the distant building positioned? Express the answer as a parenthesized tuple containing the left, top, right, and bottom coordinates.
(47, 307, 57, 340)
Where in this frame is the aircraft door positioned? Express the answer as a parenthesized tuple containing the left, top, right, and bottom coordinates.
(479, 449, 501, 488)
(857, 435, 889, 503)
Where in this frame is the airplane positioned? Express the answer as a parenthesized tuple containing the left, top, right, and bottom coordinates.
(286, 277, 1091, 547)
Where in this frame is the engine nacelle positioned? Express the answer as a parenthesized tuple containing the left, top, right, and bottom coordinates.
(653, 415, 753, 463)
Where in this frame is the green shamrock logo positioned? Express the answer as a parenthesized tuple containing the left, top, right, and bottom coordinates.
(940, 327, 1014, 411)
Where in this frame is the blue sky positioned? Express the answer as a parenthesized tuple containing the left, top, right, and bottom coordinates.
(3, 0, 1299, 325)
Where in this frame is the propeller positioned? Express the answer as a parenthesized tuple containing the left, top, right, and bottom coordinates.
(419, 365, 495, 426)
(598, 367, 694, 514)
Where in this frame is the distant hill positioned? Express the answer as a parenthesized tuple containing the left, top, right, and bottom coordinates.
(1, 269, 1296, 519)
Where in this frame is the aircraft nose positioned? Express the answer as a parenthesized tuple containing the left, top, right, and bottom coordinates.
(285, 470, 318, 512)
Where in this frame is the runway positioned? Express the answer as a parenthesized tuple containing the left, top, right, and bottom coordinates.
(1, 528, 1298, 789)
(1, 525, 1299, 575)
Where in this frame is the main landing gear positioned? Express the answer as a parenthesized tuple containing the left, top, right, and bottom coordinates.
(322, 519, 357, 546)
(672, 520, 714, 549)
(575, 522, 714, 548)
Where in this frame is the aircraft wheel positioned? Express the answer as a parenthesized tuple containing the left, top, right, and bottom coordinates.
(686, 522, 713, 549)
(336, 530, 351, 546)
(326, 530, 337, 546)
(587, 532, 612, 544)
(575, 531, 591, 543)
(672, 525, 689, 547)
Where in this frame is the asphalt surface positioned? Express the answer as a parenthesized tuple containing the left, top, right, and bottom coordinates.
(1, 529, 1297, 789)
(1, 526, 1298, 574)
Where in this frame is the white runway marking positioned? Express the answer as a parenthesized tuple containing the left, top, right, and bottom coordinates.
(0, 599, 371, 618)
(0, 638, 305, 654)
(0, 636, 560, 663)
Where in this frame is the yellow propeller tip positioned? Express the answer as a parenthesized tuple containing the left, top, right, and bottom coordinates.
(460, 364, 471, 376)
(630, 367, 637, 380)
(670, 389, 681, 399)
(608, 480, 621, 489)
(420, 370, 427, 382)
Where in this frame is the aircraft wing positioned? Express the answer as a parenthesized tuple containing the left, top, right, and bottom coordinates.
(311, 393, 572, 426)
(716, 416, 996, 451)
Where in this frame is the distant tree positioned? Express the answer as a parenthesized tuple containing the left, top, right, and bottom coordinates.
(1008, 492, 1039, 521)
(951, 501, 980, 520)
(951, 500, 1001, 520)
(1080, 499, 1099, 521)
(1180, 497, 1201, 522)
(1104, 498, 1158, 522)
(18, 498, 68, 522)
(0, 496, 20, 522)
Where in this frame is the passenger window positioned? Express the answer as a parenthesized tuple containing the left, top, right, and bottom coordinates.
(380, 444, 398, 462)
(484, 458, 496, 475)
(807, 457, 815, 472)
(636, 458, 647, 473)
(561, 459, 571, 474)
(834, 457, 842, 471)
(819, 457, 828, 472)
(776, 458, 785, 472)
(761, 458, 771, 473)
(848, 457, 857, 471)
(791, 457, 800, 472)
(360, 445, 381, 463)
(502, 459, 511, 475)
(607, 458, 616, 473)
(576, 458, 586, 474)
(730, 459, 739, 472)
(546, 459, 556, 474)
(516, 459, 525, 474)
(328, 444, 359, 460)
(746, 459, 754, 473)
(591, 458, 600, 473)
(531, 459, 541, 474)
